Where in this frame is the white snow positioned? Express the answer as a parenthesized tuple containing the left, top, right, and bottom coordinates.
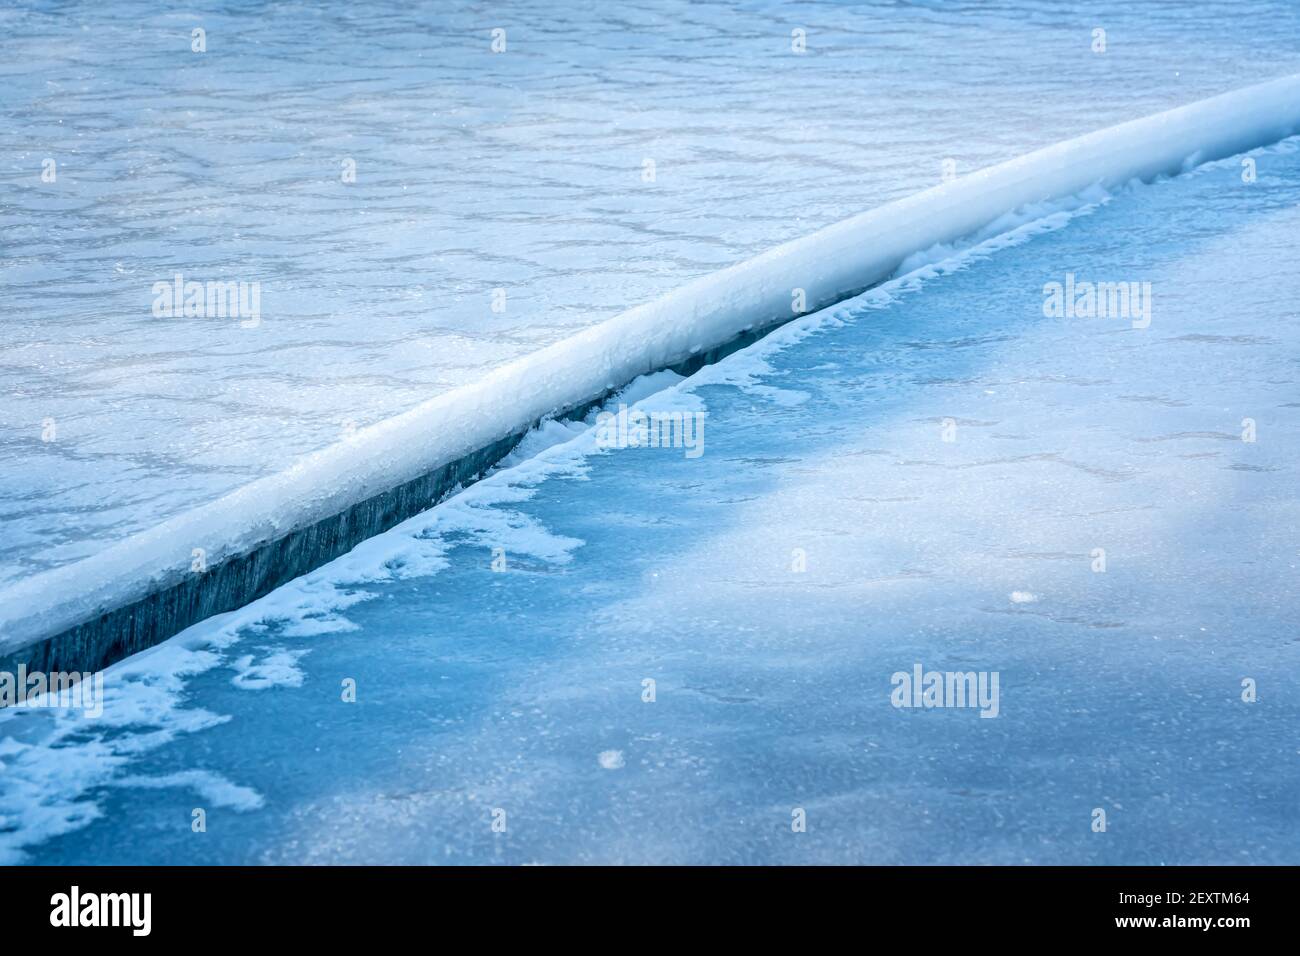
(3, 74, 1299, 656)
(597, 750, 626, 770)
(5, 133, 1300, 861)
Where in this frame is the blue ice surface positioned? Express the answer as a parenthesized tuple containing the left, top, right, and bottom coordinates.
(3, 141, 1299, 865)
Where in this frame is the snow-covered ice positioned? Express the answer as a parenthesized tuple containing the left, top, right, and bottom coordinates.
(5, 63, 1300, 655)
(4, 135, 1298, 864)
(4, 0, 1300, 589)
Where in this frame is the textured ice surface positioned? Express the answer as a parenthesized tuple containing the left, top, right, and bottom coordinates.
(9, 71, 1300, 650)
(3, 138, 1297, 864)
(4, 0, 1300, 586)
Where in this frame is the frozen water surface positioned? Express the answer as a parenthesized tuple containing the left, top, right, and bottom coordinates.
(3, 0, 1300, 583)
(2, 138, 1297, 864)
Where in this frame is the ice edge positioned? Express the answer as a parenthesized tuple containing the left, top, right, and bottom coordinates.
(3, 73, 1299, 675)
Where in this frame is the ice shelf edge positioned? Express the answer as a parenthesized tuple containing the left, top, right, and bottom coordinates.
(2, 73, 1299, 674)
